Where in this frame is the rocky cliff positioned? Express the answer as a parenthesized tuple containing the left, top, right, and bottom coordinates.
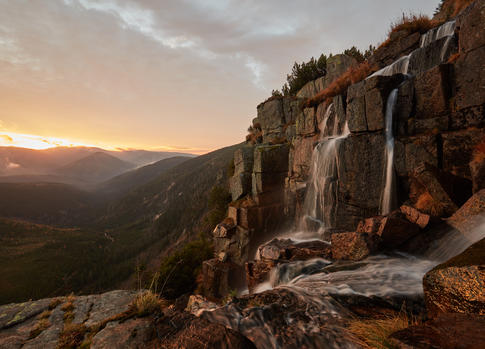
(1, 1, 484, 348)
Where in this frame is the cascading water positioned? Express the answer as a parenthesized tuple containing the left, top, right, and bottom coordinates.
(420, 20, 456, 47)
(380, 88, 398, 215)
(300, 104, 349, 238)
(197, 19, 477, 349)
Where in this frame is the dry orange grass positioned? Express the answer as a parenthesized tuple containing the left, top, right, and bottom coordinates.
(347, 313, 418, 349)
(447, 52, 460, 64)
(390, 14, 436, 35)
(304, 62, 377, 108)
(472, 138, 485, 163)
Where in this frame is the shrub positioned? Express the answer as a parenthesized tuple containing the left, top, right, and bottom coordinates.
(304, 61, 378, 108)
(157, 238, 213, 299)
(206, 185, 231, 228)
(347, 313, 418, 349)
(282, 54, 328, 96)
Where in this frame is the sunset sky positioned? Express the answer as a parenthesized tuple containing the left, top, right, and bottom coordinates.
(0, 0, 439, 154)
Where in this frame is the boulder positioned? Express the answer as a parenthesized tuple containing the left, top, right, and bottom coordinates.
(331, 232, 376, 261)
(213, 221, 236, 238)
(410, 164, 459, 217)
(356, 210, 421, 250)
(399, 205, 432, 229)
(154, 308, 256, 349)
(423, 238, 485, 317)
(391, 313, 485, 349)
(185, 295, 218, 316)
(257, 238, 332, 262)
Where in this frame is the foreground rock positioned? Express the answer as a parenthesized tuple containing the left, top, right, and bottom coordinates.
(423, 238, 485, 317)
(391, 313, 485, 349)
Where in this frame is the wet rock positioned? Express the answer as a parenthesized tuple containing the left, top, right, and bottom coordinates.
(91, 318, 153, 349)
(413, 64, 452, 132)
(446, 189, 485, 242)
(245, 259, 276, 293)
(257, 238, 332, 262)
(408, 35, 457, 75)
(331, 232, 375, 261)
(185, 295, 218, 316)
(443, 129, 485, 181)
(423, 238, 485, 317)
(156, 307, 256, 349)
(336, 133, 386, 229)
(365, 75, 405, 132)
(201, 288, 356, 349)
(391, 313, 485, 349)
(396, 79, 414, 136)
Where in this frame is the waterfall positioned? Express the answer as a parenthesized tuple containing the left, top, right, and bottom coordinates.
(368, 55, 410, 78)
(420, 20, 456, 47)
(300, 104, 349, 237)
(380, 88, 398, 215)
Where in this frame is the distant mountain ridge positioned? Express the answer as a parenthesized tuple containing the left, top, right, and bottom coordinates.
(0, 146, 196, 179)
(56, 151, 135, 183)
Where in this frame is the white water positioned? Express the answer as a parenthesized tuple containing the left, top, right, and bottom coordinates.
(300, 126, 349, 237)
(369, 54, 410, 78)
(420, 20, 456, 47)
(380, 88, 398, 215)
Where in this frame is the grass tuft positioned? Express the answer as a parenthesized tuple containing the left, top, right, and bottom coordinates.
(57, 323, 87, 349)
(347, 313, 417, 349)
(29, 318, 51, 339)
(130, 290, 166, 317)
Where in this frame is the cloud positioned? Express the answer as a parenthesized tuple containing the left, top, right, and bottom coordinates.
(0, 0, 440, 152)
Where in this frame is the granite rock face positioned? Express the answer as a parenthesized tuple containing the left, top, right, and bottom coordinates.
(423, 238, 485, 317)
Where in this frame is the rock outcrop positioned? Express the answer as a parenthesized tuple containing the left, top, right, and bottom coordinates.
(423, 238, 485, 317)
